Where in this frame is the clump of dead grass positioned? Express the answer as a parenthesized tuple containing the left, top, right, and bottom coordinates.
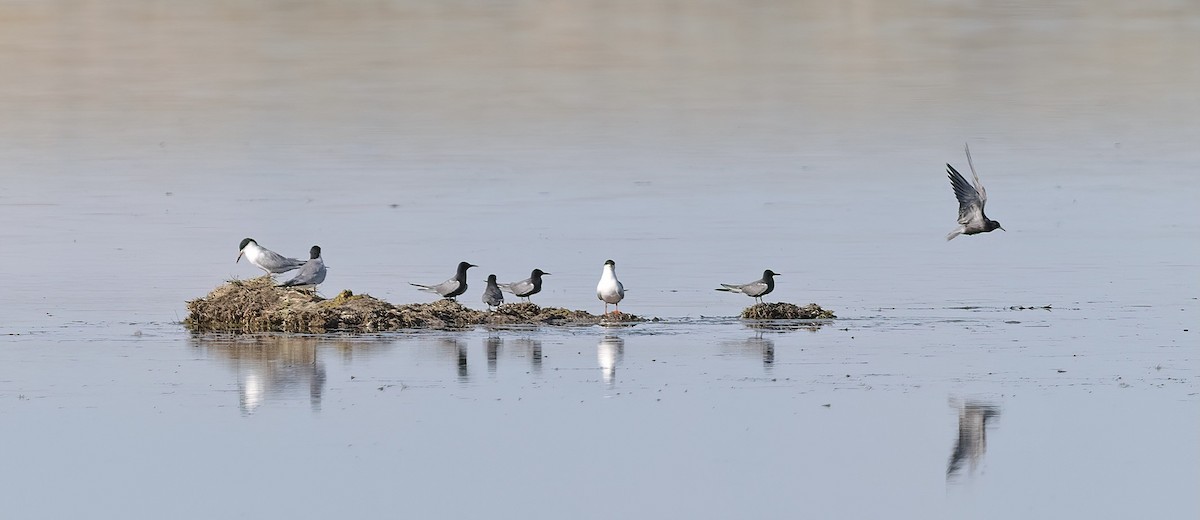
(185, 278, 646, 333)
(739, 302, 836, 320)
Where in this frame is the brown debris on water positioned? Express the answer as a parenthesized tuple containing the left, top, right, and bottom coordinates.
(597, 310, 648, 326)
(184, 278, 646, 333)
(740, 302, 836, 320)
(482, 302, 600, 326)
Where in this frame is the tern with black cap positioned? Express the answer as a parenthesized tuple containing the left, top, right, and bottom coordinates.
(500, 269, 550, 302)
(278, 245, 327, 291)
(482, 274, 504, 309)
(716, 269, 780, 304)
(946, 144, 1004, 241)
(412, 261, 476, 300)
(236, 238, 305, 275)
(596, 260, 625, 315)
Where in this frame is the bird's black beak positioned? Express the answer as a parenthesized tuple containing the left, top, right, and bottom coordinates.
(236, 251, 243, 263)
(999, 226, 1006, 231)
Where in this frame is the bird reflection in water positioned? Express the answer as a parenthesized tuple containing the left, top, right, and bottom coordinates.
(437, 337, 469, 383)
(743, 320, 827, 333)
(757, 336, 775, 367)
(485, 336, 502, 375)
(597, 336, 625, 385)
(721, 334, 776, 370)
(190, 336, 332, 415)
(947, 399, 1001, 481)
(746, 335, 775, 368)
(511, 337, 543, 374)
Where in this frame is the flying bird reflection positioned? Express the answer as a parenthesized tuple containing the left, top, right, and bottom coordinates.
(947, 399, 1001, 481)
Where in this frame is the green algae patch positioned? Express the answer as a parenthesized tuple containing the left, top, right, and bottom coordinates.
(185, 278, 646, 333)
(740, 302, 835, 320)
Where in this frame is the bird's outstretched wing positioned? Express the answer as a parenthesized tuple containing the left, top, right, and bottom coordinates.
(948, 163, 984, 226)
(963, 143, 987, 205)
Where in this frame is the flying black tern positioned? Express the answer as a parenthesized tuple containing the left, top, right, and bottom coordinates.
(716, 269, 780, 304)
(499, 268, 550, 301)
(946, 144, 1004, 241)
(482, 274, 504, 309)
(596, 259, 625, 315)
(278, 245, 327, 290)
(236, 238, 306, 275)
(411, 261, 476, 299)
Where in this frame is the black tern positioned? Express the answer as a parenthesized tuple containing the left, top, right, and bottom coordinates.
(596, 259, 625, 315)
(411, 261, 476, 300)
(946, 144, 1004, 241)
(278, 245, 327, 290)
(482, 274, 504, 309)
(715, 269, 780, 304)
(499, 268, 550, 302)
(237, 238, 306, 275)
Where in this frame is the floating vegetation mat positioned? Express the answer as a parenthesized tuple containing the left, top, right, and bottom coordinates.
(739, 302, 836, 320)
(185, 277, 647, 333)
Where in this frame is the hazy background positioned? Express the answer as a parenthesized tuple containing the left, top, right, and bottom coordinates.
(0, 1, 1196, 518)
(0, 0, 1196, 322)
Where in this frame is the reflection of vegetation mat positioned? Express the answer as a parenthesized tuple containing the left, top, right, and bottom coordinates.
(740, 302, 835, 320)
(185, 278, 647, 333)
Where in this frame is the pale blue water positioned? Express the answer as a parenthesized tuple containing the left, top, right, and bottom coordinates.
(0, 1, 1196, 518)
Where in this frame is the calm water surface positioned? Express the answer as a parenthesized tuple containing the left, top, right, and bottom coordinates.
(0, 1, 1196, 518)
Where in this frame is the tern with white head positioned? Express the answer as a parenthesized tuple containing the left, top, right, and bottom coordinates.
(596, 260, 625, 315)
(236, 238, 305, 275)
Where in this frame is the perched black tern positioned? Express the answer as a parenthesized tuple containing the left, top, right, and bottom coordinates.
(596, 259, 625, 315)
(236, 238, 306, 275)
(946, 144, 1004, 241)
(411, 261, 476, 300)
(499, 268, 550, 302)
(482, 274, 504, 309)
(278, 245, 327, 290)
(715, 269, 780, 304)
